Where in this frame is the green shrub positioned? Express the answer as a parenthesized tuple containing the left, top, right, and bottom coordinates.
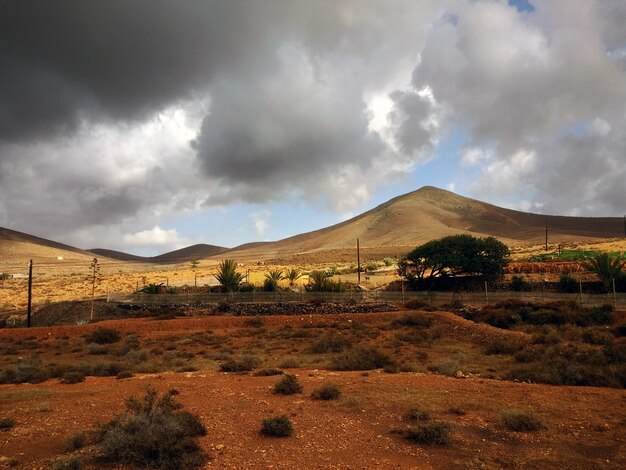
(391, 313, 434, 328)
(86, 327, 120, 345)
(219, 354, 261, 372)
(309, 333, 350, 354)
(253, 368, 283, 377)
(97, 387, 207, 470)
(238, 282, 256, 292)
(589, 304, 614, 325)
(501, 409, 544, 432)
(331, 347, 394, 371)
(0, 418, 15, 430)
(260, 415, 293, 437)
(60, 371, 86, 384)
(273, 374, 303, 395)
(511, 276, 533, 292)
(0, 356, 49, 384)
(0, 273, 10, 281)
(64, 431, 87, 452)
(400, 422, 452, 445)
(311, 383, 341, 400)
(279, 356, 300, 368)
(243, 316, 265, 327)
(558, 274, 579, 293)
(50, 457, 83, 470)
(485, 340, 522, 355)
(406, 408, 430, 421)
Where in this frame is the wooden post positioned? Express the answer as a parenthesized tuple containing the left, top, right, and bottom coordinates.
(401, 280, 405, 303)
(623, 215, 625, 238)
(357, 238, 361, 286)
(27, 260, 32, 328)
(545, 223, 548, 252)
(194, 273, 197, 287)
(613, 278, 617, 309)
(484, 281, 488, 304)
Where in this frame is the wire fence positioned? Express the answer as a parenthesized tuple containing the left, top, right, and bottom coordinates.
(106, 290, 626, 308)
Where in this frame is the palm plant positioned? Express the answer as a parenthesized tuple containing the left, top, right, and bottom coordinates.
(263, 270, 284, 291)
(215, 259, 244, 292)
(285, 268, 303, 286)
(582, 253, 625, 292)
(307, 270, 330, 291)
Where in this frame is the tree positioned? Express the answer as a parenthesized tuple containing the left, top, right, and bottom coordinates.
(398, 235, 510, 287)
(582, 253, 625, 292)
(190, 259, 200, 271)
(214, 259, 244, 292)
(263, 270, 284, 291)
(307, 270, 330, 291)
(285, 268, 303, 286)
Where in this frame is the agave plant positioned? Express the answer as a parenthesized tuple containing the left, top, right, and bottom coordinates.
(582, 253, 625, 292)
(285, 268, 303, 286)
(215, 259, 244, 292)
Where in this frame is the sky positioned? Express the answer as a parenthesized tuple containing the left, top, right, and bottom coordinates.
(0, 0, 625, 256)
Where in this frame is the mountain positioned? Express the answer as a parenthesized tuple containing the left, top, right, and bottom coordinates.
(223, 186, 624, 261)
(2, 187, 623, 267)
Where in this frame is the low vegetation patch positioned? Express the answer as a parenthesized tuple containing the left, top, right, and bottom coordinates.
(273, 374, 303, 395)
(0, 417, 15, 430)
(395, 422, 452, 445)
(86, 327, 121, 345)
(501, 409, 545, 432)
(97, 387, 208, 470)
(311, 383, 341, 400)
(253, 368, 283, 376)
(219, 354, 261, 373)
(260, 415, 293, 437)
(406, 408, 430, 421)
(331, 346, 394, 371)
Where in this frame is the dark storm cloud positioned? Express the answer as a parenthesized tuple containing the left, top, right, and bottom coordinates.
(0, 0, 288, 142)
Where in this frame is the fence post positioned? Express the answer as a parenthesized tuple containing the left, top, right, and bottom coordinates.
(484, 281, 488, 304)
(579, 279, 583, 307)
(613, 278, 617, 309)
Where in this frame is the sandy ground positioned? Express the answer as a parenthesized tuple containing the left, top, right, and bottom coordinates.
(0, 312, 624, 469)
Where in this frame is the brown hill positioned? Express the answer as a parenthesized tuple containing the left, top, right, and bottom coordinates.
(89, 244, 228, 264)
(223, 186, 624, 262)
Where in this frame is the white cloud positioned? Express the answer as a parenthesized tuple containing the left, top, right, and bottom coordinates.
(250, 210, 271, 237)
(122, 226, 189, 248)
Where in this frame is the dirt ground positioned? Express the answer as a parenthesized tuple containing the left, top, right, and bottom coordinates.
(0, 312, 625, 470)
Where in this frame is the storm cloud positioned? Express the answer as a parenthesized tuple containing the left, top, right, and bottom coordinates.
(0, 0, 625, 251)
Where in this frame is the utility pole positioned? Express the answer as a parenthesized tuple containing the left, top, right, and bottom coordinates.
(545, 222, 548, 252)
(27, 260, 32, 328)
(623, 214, 625, 238)
(90, 258, 100, 321)
(357, 238, 361, 286)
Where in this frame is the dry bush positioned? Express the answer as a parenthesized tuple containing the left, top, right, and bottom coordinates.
(501, 409, 545, 432)
(260, 415, 293, 437)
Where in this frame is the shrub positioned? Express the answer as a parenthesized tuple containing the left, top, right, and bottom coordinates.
(50, 458, 83, 470)
(501, 409, 545, 432)
(406, 408, 430, 421)
(64, 431, 87, 452)
(511, 276, 533, 292)
(399, 422, 452, 445)
(588, 304, 614, 325)
(279, 356, 300, 368)
(86, 328, 120, 345)
(273, 374, 303, 395)
(97, 387, 207, 470)
(391, 313, 434, 328)
(0, 418, 15, 430)
(219, 354, 261, 372)
(309, 333, 350, 354)
(0, 273, 10, 280)
(260, 415, 293, 437)
(331, 347, 393, 371)
(215, 259, 244, 292)
(243, 316, 265, 327)
(0, 356, 48, 384)
(60, 371, 86, 384)
(558, 274, 579, 293)
(253, 368, 283, 377)
(448, 407, 467, 416)
(427, 360, 460, 377)
(486, 340, 522, 355)
(311, 383, 341, 400)
(238, 282, 255, 292)
(116, 370, 134, 380)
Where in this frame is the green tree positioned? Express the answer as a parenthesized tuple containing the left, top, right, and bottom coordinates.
(214, 259, 244, 292)
(582, 253, 625, 292)
(307, 270, 330, 291)
(263, 270, 284, 291)
(190, 259, 200, 271)
(398, 235, 510, 287)
(285, 268, 303, 286)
